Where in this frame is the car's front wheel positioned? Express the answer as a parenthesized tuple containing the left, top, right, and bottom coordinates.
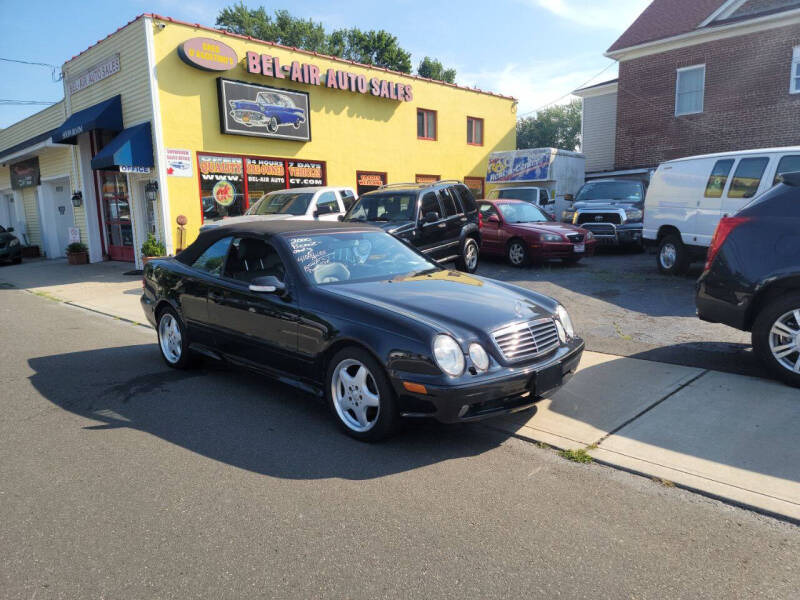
(326, 347, 398, 441)
(267, 117, 279, 133)
(456, 237, 479, 273)
(752, 293, 800, 388)
(657, 234, 689, 275)
(506, 239, 530, 268)
(157, 307, 193, 369)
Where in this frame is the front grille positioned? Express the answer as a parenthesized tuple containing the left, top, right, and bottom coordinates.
(567, 234, 584, 243)
(492, 318, 560, 362)
(581, 223, 616, 236)
(577, 212, 621, 225)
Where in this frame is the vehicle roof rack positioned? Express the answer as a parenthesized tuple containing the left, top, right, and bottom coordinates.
(778, 171, 800, 187)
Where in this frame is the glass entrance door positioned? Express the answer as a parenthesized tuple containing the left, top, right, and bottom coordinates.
(99, 171, 134, 261)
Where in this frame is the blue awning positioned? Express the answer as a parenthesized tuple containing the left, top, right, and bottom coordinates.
(90, 122, 154, 171)
(52, 95, 123, 144)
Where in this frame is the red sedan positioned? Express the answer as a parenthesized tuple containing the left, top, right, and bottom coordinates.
(478, 199, 596, 267)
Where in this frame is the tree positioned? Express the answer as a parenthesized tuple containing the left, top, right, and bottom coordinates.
(416, 57, 456, 84)
(217, 4, 412, 73)
(516, 99, 582, 151)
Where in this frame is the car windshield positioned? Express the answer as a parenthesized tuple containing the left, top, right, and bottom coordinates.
(287, 231, 435, 285)
(247, 192, 313, 216)
(344, 193, 417, 222)
(575, 181, 643, 202)
(497, 202, 549, 223)
(498, 189, 538, 203)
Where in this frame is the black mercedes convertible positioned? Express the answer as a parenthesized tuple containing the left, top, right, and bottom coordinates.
(141, 220, 584, 441)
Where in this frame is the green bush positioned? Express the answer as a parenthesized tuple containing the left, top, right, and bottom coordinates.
(66, 242, 88, 254)
(141, 233, 166, 257)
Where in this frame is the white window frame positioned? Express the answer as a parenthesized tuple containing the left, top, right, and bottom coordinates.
(675, 64, 706, 116)
(791, 46, 800, 94)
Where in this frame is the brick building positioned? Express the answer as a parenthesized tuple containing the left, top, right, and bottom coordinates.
(575, 0, 800, 178)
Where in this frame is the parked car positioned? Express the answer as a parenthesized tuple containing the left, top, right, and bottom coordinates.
(200, 187, 357, 231)
(488, 186, 554, 217)
(478, 200, 596, 267)
(0, 225, 22, 264)
(141, 220, 584, 440)
(645, 146, 800, 275)
(341, 180, 481, 273)
(696, 172, 800, 387)
(561, 178, 646, 249)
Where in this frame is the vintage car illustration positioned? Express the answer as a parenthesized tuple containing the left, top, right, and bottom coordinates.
(228, 91, 306, 133)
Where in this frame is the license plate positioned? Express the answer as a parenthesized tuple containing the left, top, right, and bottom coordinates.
(530, 364, 563, 397)
(574, 243, 585, 253)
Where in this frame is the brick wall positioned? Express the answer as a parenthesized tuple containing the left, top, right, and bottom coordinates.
(614, 23, 800, 170)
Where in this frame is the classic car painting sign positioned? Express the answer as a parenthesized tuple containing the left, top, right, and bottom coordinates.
(218, 78, 310, 142)
(10, 157, 40, 189)
(486, 149, 553, 183)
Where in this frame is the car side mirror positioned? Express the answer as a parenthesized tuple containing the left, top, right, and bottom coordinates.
(337, 214, 345, 222)
(487, 215, 500, 225)
(423, 211, 440, 224)
(314, 204, 334, 218)
(249, 275, 286, 295)
(564, 194, 574, 203)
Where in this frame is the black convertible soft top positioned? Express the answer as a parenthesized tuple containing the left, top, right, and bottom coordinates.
(175, 219, 379, 265)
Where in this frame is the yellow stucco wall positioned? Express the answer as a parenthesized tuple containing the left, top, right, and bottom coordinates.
(151, 18, 516, 244)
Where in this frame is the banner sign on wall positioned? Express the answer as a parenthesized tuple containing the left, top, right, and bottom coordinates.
(165, 148, 193, 177)
(486, 149, 553, 183)
(10, 157, 40, 189)
(218, 78, 310, 142)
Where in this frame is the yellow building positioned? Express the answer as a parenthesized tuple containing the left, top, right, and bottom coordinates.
(0, 14, 516, 267)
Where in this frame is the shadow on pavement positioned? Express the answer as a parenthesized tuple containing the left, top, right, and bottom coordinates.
(28, 344, 508, 481)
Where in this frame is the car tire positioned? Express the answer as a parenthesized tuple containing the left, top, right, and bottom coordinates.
(267, 117, 279, 133)
(156, 306, 193, 370)
(752, 293, 800, 388)
(326, 346, 399, 442)
(456, 237, 479, 273)
(657, 234, 689, 275)
(506, 239, 530, 268)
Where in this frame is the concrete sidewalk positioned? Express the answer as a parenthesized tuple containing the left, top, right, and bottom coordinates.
(2, 259, 799, 521)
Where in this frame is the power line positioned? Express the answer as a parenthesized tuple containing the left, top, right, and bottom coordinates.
(0, 57, 63, 82)
(0, 99, 59, 106)
(518, 61, 617, 118)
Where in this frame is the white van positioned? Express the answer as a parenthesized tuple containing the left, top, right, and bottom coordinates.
(644, 147, 800, 274)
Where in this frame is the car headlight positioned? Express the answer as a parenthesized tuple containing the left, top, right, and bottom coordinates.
(9, 239, 19, 247)
(433, 334, 465, 377)
(555, 304, 575, 339)
(562, 210, 575, 222)
(541, 233, 563, 243)
(625, 208, 643, 221)
(584, 231, 594, 240)
(468, 343, 489, 372)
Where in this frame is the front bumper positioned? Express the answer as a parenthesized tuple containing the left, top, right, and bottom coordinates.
(573, 222, 642, 245)
(391, 339, 584, 423)
(0, 244, 22, 261)
(531, 239, 597, 259)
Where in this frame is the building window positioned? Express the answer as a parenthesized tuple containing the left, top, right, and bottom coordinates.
(417, 109, 436, 140)
(467, 117, 484, 145)
(464, 177, 484, 198)
(675, 65, 705, 116)
(791, 46, 800, 94)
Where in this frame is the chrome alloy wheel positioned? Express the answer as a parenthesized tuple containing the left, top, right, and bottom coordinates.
(158, 313, 182, 364)
(464, 240, 479, 271)
(508, 242, 525, 266)
(659, 242, 677, 270)
(769, 309, 800, 374)
(331, 359, 381, 432)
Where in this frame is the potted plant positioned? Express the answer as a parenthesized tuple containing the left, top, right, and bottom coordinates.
(140, 233, 166, 266)
(65, 242, 89, 265)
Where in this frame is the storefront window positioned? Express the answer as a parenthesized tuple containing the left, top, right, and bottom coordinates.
(198, 154, 245, 223)
(246, 157, 286, 205)
(287, 160, 325, 187)
(99, 171, 134, 261)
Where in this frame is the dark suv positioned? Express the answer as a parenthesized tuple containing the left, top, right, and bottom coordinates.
(561, 178, 646, 249)
(696, 172, 800, 387)
(341, 181, 481, 273)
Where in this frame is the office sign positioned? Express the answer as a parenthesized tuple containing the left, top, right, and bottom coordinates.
(218, 78, 310, 141)
(10, 157, 40, 189)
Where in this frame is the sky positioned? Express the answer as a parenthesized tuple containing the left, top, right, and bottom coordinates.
(0, 0, 652, 128)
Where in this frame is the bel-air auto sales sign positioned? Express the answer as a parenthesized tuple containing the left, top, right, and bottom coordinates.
(68, 54, 120, 94)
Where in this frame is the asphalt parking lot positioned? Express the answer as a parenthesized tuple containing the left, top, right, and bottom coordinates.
(476, 247, 763, 378)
